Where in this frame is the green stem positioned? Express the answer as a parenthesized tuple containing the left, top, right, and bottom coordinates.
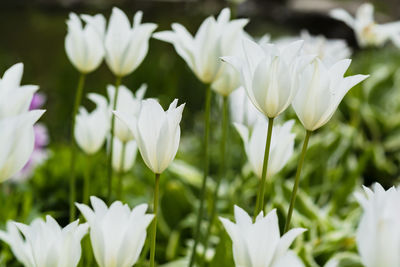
(117, 141, 127, 200)
(150, 173, 161, 267)
(284, 130, 312, 233)
(202, 95, 228, 262)
(69, 73, 86, 222)
(83, 154, 91, 204)
(253, 117, 274, 220)
(188, 84, 212, 267)
(107, 76, 122, 204)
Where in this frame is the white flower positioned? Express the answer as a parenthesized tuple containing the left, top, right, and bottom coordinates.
(229, 86, 263, 128)
(220, 206, 306, 267)
(275, 30, 352, 66)
(0, 110, 45, 182)
(0, 216, 88, 267)
(112, 138, 138, 173)
(153, 8, 248, 84)
(74, 102, 110, 155)
(355, 183, 400, 267)
(76, 196, 154, 267)
(222, 38, 304, 118)
(0, 221, 35, 267)
(292, 58, 368, 131)
(115, 99, 185, 174)
(211, 62, 241, 96)
(330, 3, 400, 48)
(105, 8, 157, 77)
(235, 119, 295, 178)
(65, 13, 105, 73)
(107, 84, 147, 142)
(0, 63, 39, 119)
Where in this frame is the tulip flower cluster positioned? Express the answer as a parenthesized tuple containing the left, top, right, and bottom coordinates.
(5, 2, 400, 267)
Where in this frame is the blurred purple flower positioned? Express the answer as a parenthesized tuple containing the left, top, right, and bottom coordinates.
(12, 93, 49, 182)
(29, 93, 46, 110)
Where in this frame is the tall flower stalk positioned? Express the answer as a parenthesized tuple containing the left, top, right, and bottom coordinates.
(69, 73, 86, 221)
(116, 141, 127, 199)
(189, 85, 212, 267)
(106, 76, 122, 202)
(203, 95, 228, 259)
(150, 173, 161, 267)
(284, 130, 311, 232)
(254, 117, 274, 219)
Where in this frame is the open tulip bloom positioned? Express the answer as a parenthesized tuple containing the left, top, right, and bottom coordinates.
(0, 216, 88, 267)
(293, 58, 368, 132)
(76, 196, 154, 267)
(330, 3, 400, 48)
(65, 12, 105, 74)
(153, 8, 248, 84)
(355, 183, 400, 267)
(222, 38, 305, 119)
(105, 8, 157, 77)
(220, 206, 306, 267)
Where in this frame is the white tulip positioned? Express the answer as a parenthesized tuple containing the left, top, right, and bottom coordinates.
(235, 119, 295, 178)
(275, 30, 352, 67)
(0, 216, 88, 267)
(153, 8, 248, 84)
(229, 86, 263, 128)
(220, 206, 306, 267)
(0, 110, 45, 182)
(211, 63, 241, 96)
(330, 3, 400, 48)
(105, 8, 157, 77)
(107, 84, 147, 142)
(0, 221, 35, 267)
(115, 99, 185, 174)
(355, 183, 400, 267)
(0, 63, 38, 119)
(292, 58, 368, 131)
(222, 38, 304, 118)
(112, 138, 138, 173)
(76, 196, 154, 267)
(65, 13, 105, 73)
(74, 104, 109, 155)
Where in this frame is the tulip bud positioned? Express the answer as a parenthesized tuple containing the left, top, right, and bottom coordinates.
(74, 105, 109, 155)
(292, 58, 368, 131)
(222, 38, 304, 119)
(105, 8, 157, 77)
(65, 13, 106, 73)
(235, 119, 295, 179)
(115, 99, 185, 174)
